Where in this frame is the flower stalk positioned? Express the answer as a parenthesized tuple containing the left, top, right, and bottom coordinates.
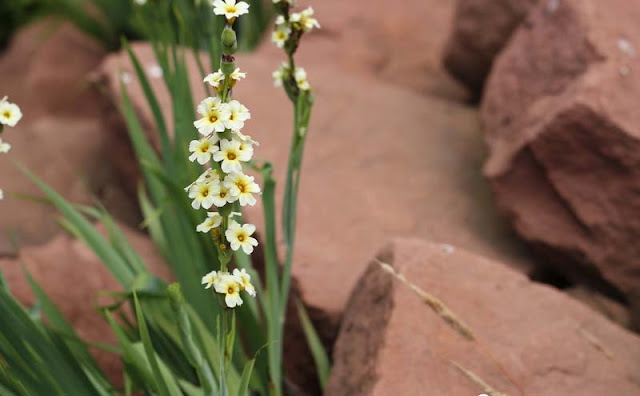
(261, 1, 320, 394)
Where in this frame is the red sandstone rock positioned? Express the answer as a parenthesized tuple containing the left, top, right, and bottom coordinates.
(0, 221, 171, 385)
(481, 0, 640, 327)
(443, 0, 538, 96)
(0, 22, 139, 255)
(326, 239, 640, 395)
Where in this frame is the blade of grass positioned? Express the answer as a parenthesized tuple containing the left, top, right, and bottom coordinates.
(295, 300, 330, 389)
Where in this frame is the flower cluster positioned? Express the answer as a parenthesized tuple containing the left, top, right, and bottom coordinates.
(272, 62, 310, 91)
(0, 96, 22, 200)
(201, 267, 256, 308)
(271, 4, 319, 48)
(270, 2, 318, 92)
(190, 0, 258, 308)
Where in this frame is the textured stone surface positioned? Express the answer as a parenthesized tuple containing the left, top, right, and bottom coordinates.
(0, 222, 171, 385)
(443, 0, 538, 96)
(568, 286, 632, 330)
(0, 22, 139, 255)
(481, 0, 640, 326)
(326, 239, 640, 395)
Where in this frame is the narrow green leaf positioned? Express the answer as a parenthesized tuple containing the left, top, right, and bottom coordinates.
(123, 38, 174, 173)
(21, 166, 136, 288)
(295, 300, 330, 389)
(24, 268, 113, 392)
(133, 292, 172, 396)
(237, 357, 255, 396)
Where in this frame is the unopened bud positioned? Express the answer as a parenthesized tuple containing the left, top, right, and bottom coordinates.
(221, 59, 236, 75)
(167, 283, 185, 310)
(221, 26, 237, 54)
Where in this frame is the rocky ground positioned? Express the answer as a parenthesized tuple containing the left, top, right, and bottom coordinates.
(0, 0, 639, 394)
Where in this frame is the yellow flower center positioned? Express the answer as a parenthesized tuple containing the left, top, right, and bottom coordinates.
(209, 114, 218, 123)
(236, 182, 246, 193)
(227, 286, 235, 294)
(2, 111, 9, 118)
(225, 5, 236, 13)
(220, 191, 227, 198)
(237, 234, 245, 242)
(199, 143, 210, 153)
(227, 152, 237, 160)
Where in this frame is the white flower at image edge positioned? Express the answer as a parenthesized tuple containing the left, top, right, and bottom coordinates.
(214, 273, 244, 308)
(0, 99, 22, 127)
(225, 222, 258, 254)
(213, 0, 250, 20)
(0, 138, 11, 153)
(196, 212, 223, 233)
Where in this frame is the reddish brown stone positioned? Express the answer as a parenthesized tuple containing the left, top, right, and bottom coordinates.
(481, 0, 640, 326)
(0, 21, 140, 255)
(443, 0, 538, 96)
(326, 239, 640, 395)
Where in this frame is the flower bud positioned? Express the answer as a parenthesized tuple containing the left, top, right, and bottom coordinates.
(221, 26, 238, 54)
(167, 283, 185, 309)
(221, 60, 236, 75)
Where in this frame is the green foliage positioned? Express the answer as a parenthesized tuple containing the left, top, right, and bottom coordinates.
(1, 0, 330, 394)
(0, 270, 115, 395)
(0, 0, 270, 52)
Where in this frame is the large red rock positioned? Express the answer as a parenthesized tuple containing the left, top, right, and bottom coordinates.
(443, 0, 538, 96)
(0, 22, 140, 255)
(326, 239, 640, 395)
(0, 221, 171, 385)
(480, 0, 640, 327)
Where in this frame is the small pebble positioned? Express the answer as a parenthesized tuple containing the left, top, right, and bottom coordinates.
(440, 244, 455, 254)
(617, 38, 636, 59)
